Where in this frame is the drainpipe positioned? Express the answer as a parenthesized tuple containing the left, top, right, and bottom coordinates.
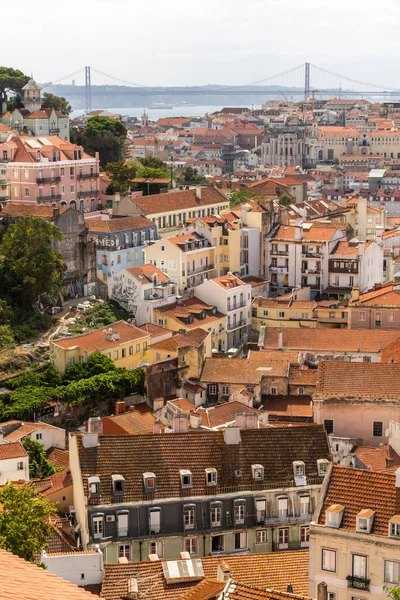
(203, 534, 206, 557)
(139, 540, 142, 562)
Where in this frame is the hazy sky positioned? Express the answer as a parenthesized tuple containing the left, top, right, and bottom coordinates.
(3, 0, 400, 88)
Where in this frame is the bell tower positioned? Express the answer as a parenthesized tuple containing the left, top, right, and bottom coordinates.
(22, 77, 43, 113)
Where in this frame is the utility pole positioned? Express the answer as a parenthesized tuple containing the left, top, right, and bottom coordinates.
(85, 66, 92, 114)
(304, 62, 310, 101)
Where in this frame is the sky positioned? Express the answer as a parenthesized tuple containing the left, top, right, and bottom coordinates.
(3, 0, 400, 89)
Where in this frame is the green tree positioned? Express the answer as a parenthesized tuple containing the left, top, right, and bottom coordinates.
(138, 156, 168, 169)
(106, 161, 138, 193)
(82, 116, 127, 168)
(278, 192, 294, 206)
(63, 351, 116, 382)
(385, 585, 400, 600)
(42, 92, 72, 115)
(181, 165, 206, 185)
(137, 166, 170, 179)
(0, 482, 56, 563)
(0, 217, 64, 310)
(228, 189, 257, 207)
(0, 324, 15, 349)
(0, 67, 29, 111)
(22, 437, 58, 479)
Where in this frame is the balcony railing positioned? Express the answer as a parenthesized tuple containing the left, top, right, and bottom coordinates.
(37, 195, 62, 201)
(37, 177, 61, 184)
(301, 268, 321, 274)
(49, 128, 60, 134)
(78, 172, 99, 179)
(227, 320, 247, 331)
(227, 301, 247, 311)
(346, 576, 370, 591)
(78, 190, 97, 197)
(270, 266, 288, 274)
(271, 249, 289, 256)
(272, 540, 309, 551)
(186, 264, 215, 276)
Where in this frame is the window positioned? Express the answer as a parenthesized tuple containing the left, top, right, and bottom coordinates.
(389, 311, 395, 323)
(278, 311, 285, 318)
(211, 534, 224, 553)
(252, 465, 264, 480)
(385, 560, 400, 583)
(206, 468, 217, 486)
(114, 350, 119, 360)
(293, 461, 305, 477)
(36, 433, 43, 440)
(234, 531, 247, 550)
(327, 593, 336, 600)
(117, 512, 128, 537)
(373, 421, 383, 437)
(136, 344, 141, 353)
(263, 310, 269, 317)
(256, 498, 266, 523)
(184, 537, 198, 555)
(278, 527, 289, 548)
(221, 385, 230, 396)
(118, 544, 131, 561)
(183, 505, 195, 530)
(322, 549, 336, 572)
(375, 311, 382, 327)
(24, 187, 29, 197)
(92, 516, 104, 539)
(318, 459, 329, 475)
(278, 497, 288, 517)
(256, 529, 267, 544)
(234, 500, 245, 524)
(149, 540, 163, 558)
(363, 356, 371, 363)
(390, 522, 400, 538)
(324, 420, 334, 435)
(352, 554, 367, 579)
(356, 517, 369, 533)
(210, 502, 222, 527)
(121, 348, 126, 358)
(149, 508, 161, 534)
(359, 312, 366, 321)
(300, 495, 310, 515)
(17, 461, 24, 470)
(129, 346, 133, 355)
(300, 526, 310, 546)
(180, 470, 192, 488)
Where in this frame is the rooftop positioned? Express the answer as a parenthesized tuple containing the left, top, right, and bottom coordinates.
(52, 320, 149, 352)
(0, 442, 27, 460)
(315, 361, 400, 400)
(134, 187, 228, 215)
(86, 216, 153, 233)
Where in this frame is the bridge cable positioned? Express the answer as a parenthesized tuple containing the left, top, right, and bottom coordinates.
(243, 64, 305, 87)
(51, 68, 85, 85)
(90, 67, 143, 87)
(311, 63, 400, 92)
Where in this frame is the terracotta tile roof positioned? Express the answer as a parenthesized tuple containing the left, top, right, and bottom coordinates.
(193, 401, 263, 429)
(152, 328, 209, 353)
(200, 351, 299, 385)
(318, 465, 400, 537)
(314, 361, 400, 400)
(289, 366, 318, 386)
(263, 396, 313, 418)
(175, 579, 225, 600)
(86, 216, 153, 232)
(156, 300, 225, 329)
(272, 224, 342, 242)
(134, 187, 228, 215)
(353, 445, 400, 472)
(331, 241, 373, 256)
(211, 274, 247, 289)
(0, 442, 27, 460)
(76, 424, 329, 503)
(138, 322, 174, 337)
(224, 584, 311, 600)
(168, 398, 197, 412)
(52, 320, 149, 351)
(249, 176, 304, 188)
(3, 421, 58, 443)
(0, 547, 98, 599)
(263, 327, 400, 353)
(0, 204, 68, 218)
(168, 232, 208, 249)
(46, 447, 70, 470)
(100, 551, 309, 600)
(182, 381, 204, 394)
(33, 470, 72, 496)
(102, 410, 156, 435)
(125, 264, 170, 283)
(350, 282, 400, 306)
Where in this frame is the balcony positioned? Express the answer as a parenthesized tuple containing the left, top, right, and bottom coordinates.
(78, 190, 98, 197)
(271, 249, 289, 256)
(37, 177, 61, 184)
(78, 172, 99, 179)
(302, 251, 322, 258)
(227, 301, 247, 311)
(49, 128, 60, 134)
(272, 540, 308, 551)
(301, 268, 321, 274)
(186, 264, 215, 276)
(346, 576, 370, 591)
(37, 195, 62, 202)
(270, 266, 288, 274)
(227, 319, 247, 331)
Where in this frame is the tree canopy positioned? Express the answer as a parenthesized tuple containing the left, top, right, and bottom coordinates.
(278, 192, 294, 206)
(83, 116, 127, 167)
(0, 483, 56, 563)
(22, 437, 59, 480)
(0, 67, 29, 103)
(138, 156, 168, 170)
(106, 161, 138, 193)
(228, 189, 257, 207)
(180, 165, 207, 185)
(0, 217, 64, 310)
(42, 92, 72, 115)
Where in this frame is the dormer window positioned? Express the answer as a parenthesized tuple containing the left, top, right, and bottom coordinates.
(317, 459, 329, 476)
(356, 509, 374, 534)
(293, 461, 305, 477)
(143, 472, 156, 492)
(180, 469, 192, 488)
(88, 476, 100, 497)
(205, 468, 217, 486)
(325, 504, 344, 528)
(389, 516, 400, 538)
(252, 464, 264, 480)
(112, 474, 125, 496)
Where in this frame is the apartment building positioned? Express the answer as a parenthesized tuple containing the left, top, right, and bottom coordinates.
(51, 321, 151, 373)
(348, 282, 400, 329)
(313, 361, 400, 445)
(69, 423, 330, 563)
(109, 264, 177, 325)
(327, 240, 383, 295)
(251, 295, 317, 331)
(145, 232, 217, 294)
(0, 442, 29, 485)
(0, 135, 100, 211)
(267, 222, 346, 294)
(249, 177, 307, 204)
(195, 274, 252, 354)
(87, 216, 157, 292)
(309, 465, 400, 600)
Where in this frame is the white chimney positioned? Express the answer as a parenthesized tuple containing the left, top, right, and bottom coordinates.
(278, 330, 283, 350)
(82, 432, 99, 448)
(244, 412, 259, 429)
(173, 414, 189, 433)
(235, 413, 246, 429)
(88, 417, 103, 435)
(153, 397, 165, 412)
(195, 185, 202, 200)
(153, 420, 161, 434)
(223, 427, 241, 445)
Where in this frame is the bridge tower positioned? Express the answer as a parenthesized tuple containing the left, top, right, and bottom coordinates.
(304, 62, 310, 101)
(85, 66, 92, 114)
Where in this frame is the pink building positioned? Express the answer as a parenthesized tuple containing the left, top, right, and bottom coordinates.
(0, 136, 100, 212)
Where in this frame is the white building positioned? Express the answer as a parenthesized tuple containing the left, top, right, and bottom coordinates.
(328, 239, 383, 295)
(0, 441, 29, 485)
(195, 274, 252, 354)
(110, 264, 177, 326)
(41, 547, 104, 587)
(0, 420, 66, 451)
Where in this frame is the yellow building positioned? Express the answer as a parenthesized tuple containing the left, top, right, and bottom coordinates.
(154, 297, 226, 353)
(251, 296, 317, 331)
(314, 300, 348, 328)
(144, 232, 217, 293)
(51, 320, 151, 373)
(147, 328, 212, 379)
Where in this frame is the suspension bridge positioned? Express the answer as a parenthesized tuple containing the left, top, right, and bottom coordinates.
(43, 63, 400, 112)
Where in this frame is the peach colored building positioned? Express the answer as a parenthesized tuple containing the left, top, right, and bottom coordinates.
(348, 282, 400, 329)
(0, 136, 100, 212)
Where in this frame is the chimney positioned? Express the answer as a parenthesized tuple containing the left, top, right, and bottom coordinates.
(153, 397, 164, 412)
(0, 432, 4, 444)
(115, 401, 126, 415)
(216, 559, 231, 582)
(294, 220, 302, 241)
(195, 185, 202, 200)
(350, 286, 360, 303)
(386, 457, 395, 469)
(358, 241, 365, 258)
(82, 432, 99, 448)
(88, 417, 103, 435)
(223, 427, 241, 445)
(317, 582, 328, 600)
(172, 414, 189, 433)
(278, 330, 283, 350)
(244, 412, 259, 429)
(235, 413, 246, 429)
(114, 192, 121, 203)
(153, 420, 161, 434)
(52, 207, 60, 219)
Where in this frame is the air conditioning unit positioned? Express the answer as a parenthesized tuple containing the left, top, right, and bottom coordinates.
(106, 515, 115, 522)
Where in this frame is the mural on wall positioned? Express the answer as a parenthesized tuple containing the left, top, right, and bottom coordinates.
(111, 272, 139, 315)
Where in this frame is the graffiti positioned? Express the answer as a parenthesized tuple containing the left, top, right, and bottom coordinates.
(111, 274, 139, 315)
